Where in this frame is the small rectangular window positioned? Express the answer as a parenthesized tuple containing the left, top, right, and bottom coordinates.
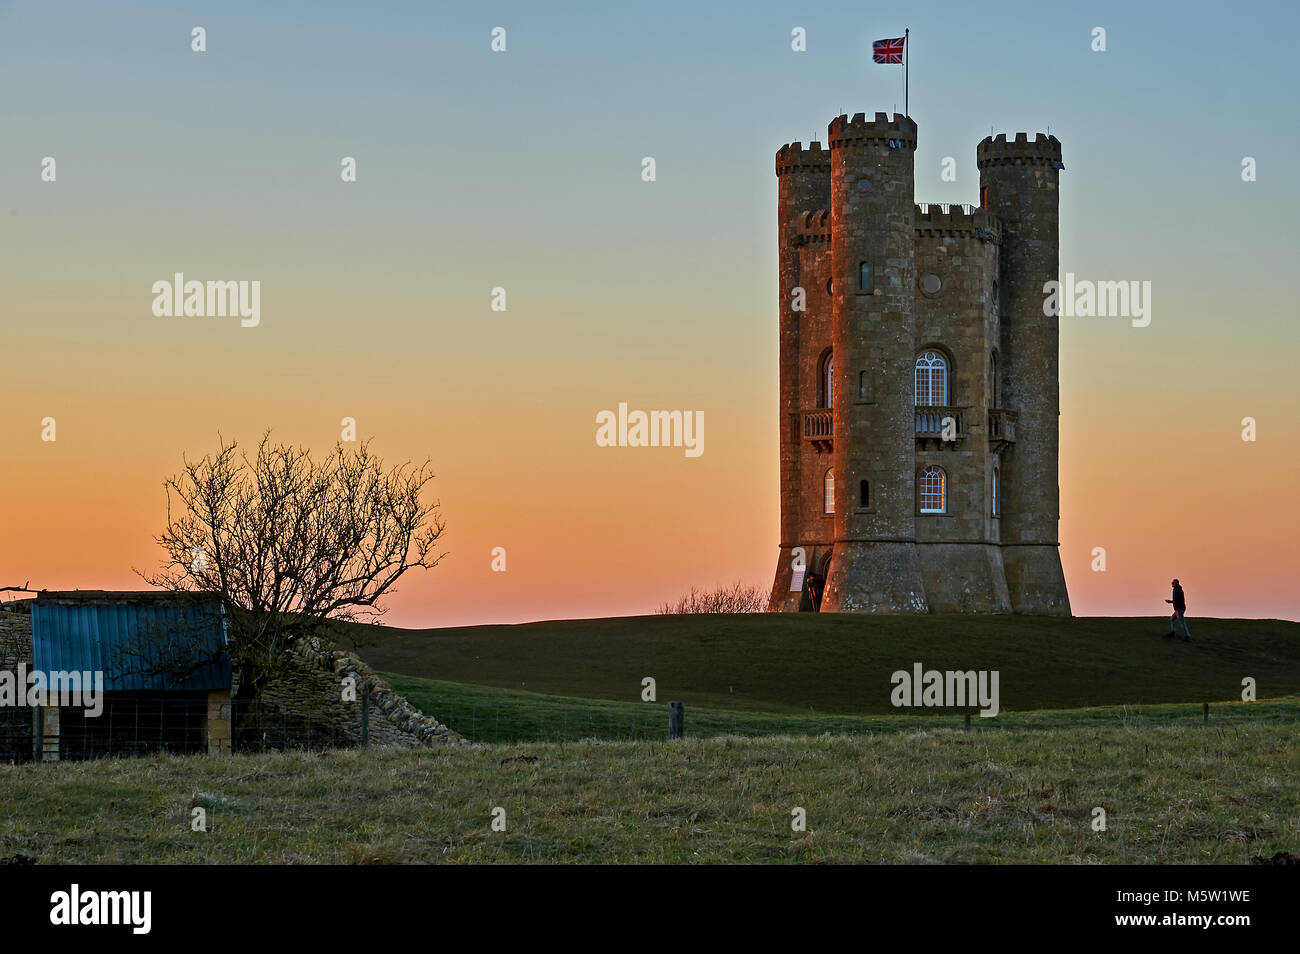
(859, 480, 870, 508)
(858, 262, 871, 291)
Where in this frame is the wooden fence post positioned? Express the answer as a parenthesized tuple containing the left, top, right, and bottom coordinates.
(668, 701, 684, 739)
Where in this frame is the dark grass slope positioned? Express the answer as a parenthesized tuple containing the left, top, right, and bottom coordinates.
(348, 614, 1300, 716)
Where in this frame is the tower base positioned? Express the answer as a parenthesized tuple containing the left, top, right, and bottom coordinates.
(821, 541, 929, 614)
(767, 545, 834, 612)
(916, 543, 1013, 613)
(1001, 544, 1071, 616)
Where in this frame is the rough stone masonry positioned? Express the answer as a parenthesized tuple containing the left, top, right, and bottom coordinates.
(768, 112, 1070, 616)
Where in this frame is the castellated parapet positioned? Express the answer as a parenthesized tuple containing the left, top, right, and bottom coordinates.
(976, 132, 1062, 167)
(768, 114, 1070, 616)
(775, 141, 832, 176)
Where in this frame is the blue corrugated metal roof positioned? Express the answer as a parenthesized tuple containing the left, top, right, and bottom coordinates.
(32, 594, 231, 692)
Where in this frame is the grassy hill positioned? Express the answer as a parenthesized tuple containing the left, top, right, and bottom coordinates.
(348, 613, 1300, 717)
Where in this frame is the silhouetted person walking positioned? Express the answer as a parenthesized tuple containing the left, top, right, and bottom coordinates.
(1165, 579, 1191, 641)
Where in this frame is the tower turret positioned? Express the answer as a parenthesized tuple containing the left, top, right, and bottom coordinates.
(977, 132, 1070, 615)
(822, 112, 928, 613)
(769, 143, 832, 607)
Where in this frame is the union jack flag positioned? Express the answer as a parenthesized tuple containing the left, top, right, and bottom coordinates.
(872, 36, 906, 64)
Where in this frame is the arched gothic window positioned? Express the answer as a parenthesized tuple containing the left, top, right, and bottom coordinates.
(920, 465, 947, 514)
(915, 351, 948, 406)
(820, 353, 834, 408)
(824, 468, 835, 514)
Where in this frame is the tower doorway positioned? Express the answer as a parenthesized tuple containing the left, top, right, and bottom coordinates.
(799, 550, 833, 612)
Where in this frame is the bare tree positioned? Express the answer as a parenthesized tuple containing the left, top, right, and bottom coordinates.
(657, 581, 767, 615)
(141, 433, 446, 698)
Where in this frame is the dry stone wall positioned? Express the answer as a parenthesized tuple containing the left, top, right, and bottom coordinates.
(247, 636, 467, 748)
(0, 603, 32, 672)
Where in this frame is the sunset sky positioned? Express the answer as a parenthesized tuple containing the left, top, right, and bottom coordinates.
(2, 1, 1297, 626)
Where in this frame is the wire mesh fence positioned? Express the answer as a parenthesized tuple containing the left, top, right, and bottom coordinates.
(429, 700, 671, 744)
(2, 694, 1296, 761)
(228, 699, 359, 754)
(411, 696, 1300, 745)
(0, 706, 34, 763)
(0, 697, 361, 763)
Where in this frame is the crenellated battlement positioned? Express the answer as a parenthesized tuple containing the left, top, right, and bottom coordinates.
(827, 112, 917, 150)
(914, 203, 1001, 243)
(775, 141, 831, 176)
(795, 209, 830, 239)
(976, 132, 1061, 168)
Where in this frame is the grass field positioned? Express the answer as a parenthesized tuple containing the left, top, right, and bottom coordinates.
(4, 720, 1296, 864)
(348, 614, 1300, 718)
(384, 671, 1300, 743)
(3, 613, 1295, 865)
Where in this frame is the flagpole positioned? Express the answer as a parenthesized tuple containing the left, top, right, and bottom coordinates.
(904, 28, 909, 117)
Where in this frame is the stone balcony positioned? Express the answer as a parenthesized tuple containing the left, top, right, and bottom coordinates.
(915, 405, 966, 448)
(988, 407, 1018, 451)
(801, 408, 833, 452)
(801, 405, 1013, 453)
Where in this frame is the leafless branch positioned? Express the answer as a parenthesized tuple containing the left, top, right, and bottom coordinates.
(657, 581, 767, 615)
(138, 432, 447, 695)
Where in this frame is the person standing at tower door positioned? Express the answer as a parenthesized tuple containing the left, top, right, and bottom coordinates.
(799, 572, 824, 613)
(1165, 579, 1191, 641)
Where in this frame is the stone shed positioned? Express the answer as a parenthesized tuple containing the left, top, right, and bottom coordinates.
(1, 590, 462, 761)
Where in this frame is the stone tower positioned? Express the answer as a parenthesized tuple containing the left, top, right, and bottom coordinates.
(768, 112, 1070, 616)
(978, 132, 1071, 615)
